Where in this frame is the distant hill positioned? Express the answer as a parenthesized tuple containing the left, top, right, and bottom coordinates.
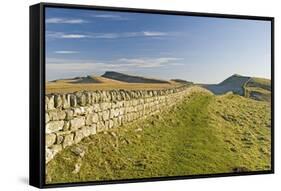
(244, 77, 271, 102)
(102, 71, 169, 83)
(203, 74, 250, 95)
(203, 74, 271, 102)
(170, 79, 194, 85)
(70, 75, 101, 84)
(46, 72, 177, 94)
(50, 75, 101, 84)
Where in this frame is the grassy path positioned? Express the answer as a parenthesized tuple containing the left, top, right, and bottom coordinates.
(46, 92, 271, 184)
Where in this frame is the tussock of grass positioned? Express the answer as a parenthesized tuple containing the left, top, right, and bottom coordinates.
(46, 92, 271, 184)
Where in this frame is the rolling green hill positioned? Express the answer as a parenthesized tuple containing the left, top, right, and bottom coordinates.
(46, 90, 271, 184)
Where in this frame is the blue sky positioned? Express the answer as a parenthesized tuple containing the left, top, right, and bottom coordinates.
(45, 7, 271, 83)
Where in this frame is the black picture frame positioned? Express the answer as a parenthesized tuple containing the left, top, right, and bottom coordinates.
(29, 2, 275, 188)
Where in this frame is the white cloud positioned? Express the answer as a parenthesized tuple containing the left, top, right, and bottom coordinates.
(143, 31, 168, 36)
(46, 31, 172, 40)
(92, 14, 128, 20)
(118, 57, 183, 68)
(46, 31, 89, 39)
(54, 51, 79, 54)
(61, 34, 88, 39)
(46, 18, 88, 24)
(46, 57, 184, 80)
(46, 57, 182, 69)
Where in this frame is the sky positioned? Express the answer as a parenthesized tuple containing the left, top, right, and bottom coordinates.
(45, 7, 271, 83)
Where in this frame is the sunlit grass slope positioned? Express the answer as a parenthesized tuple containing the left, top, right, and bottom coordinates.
(46, 91, 271, 184)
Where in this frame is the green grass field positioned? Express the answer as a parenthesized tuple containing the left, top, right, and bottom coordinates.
(46, 91, 271, 184)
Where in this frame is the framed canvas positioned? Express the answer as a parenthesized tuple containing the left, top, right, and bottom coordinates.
(29, 2, 274, 188)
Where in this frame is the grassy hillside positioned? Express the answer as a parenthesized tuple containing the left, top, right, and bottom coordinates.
(46, 91, 271, 184)
(244, 77, 271, 102)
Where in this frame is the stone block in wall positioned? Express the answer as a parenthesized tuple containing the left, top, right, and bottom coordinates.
(63, 133, 74, 148)
(46, 133, 56, 147)
(109, 109, 115, 119)
(114, 108, 120, 117)
(92, 92, 100, 103)
(104, 120, 109, 130)
(65, 109, 74, 120)
(85, 114, 92, 126)
(115, 91, 121, 100)
(83, 126, 93, 137)
(56, 135, 64, 144)
(54, 95, 63, 108)
(118, 115, 123, 126)
(92, 113, 99, 123)
(109, 90, 116, 102)
(117, 101, 124, 108)
(74, 129, 84, 144)
(123, 101, 129, 107)
(70, 94, 77, 107)
(132, 99, 139, 106)
(100, 102, 111, 110)
(113, 117, 118, 127)
(111, 101, 118, 109)
(70, 117, 85, 131)
(63, 121, 70, 131)
(132, 113, 136, 121)
(85, 92, 92, 105)
(86, 112, 99, 125)
(52, 144, 63, 153)
(62, 94, 71, 109)
(45, 97, 49, 111)
(46, 148, 53, 163)
(139, 99, 144, 105)
(97, 121, 105, 132)
(46, 120, 64, 134)
(120, 107, 125, 116)
(89, 124, 97, 135)
(48, 110, 66, 121)
(93, 104, 101, 112)
(73, 107, 86, 116)
(76, 92, 86, 106)
(46, 95, 55, 110)
(102, 110, 110, 121)
(46, 113, 50, 123)
(85, 106, 93, 114)
(46, 144, 62, 163)
(121, 90, 128, 100)
(109, 119, 114, 128)
(100, 91, 108, 102)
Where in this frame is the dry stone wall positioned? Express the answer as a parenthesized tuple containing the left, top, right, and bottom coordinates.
(45, 86, 193, 163)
